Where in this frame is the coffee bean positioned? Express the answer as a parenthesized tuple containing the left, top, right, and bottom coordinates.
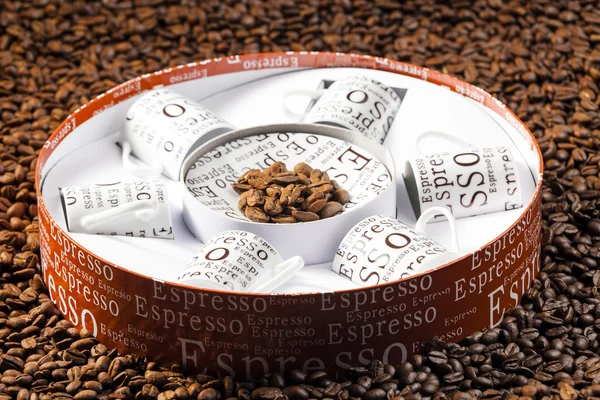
(292, 210, 319, 222)
(414, 372, 429, 384)
(377, 382, 397, 394)
(73, 391, 98, 400)
(471, 377, 493, 389)
(270, 173, 298, 185)
(282, 386, 308, 400)
(428, 352, 448, 365)
(232, 183, 253, 194)
(323, 383, 342, 397)
(308, 182, 334, 195)
(264, 197, 284, 216)
(252, 388, 282, 400)
(318, 201, 343, 219)
(144, 371, 167, 388)
(331, 190, 350, 205)
(369, 364, 384, 379)
(395, 362, 414, 377)
(363, 389, 385, 400)
(271, 215, 296, 224)
(71, 338, 96, 350)
(6, 202, 25, 219)
(286, 369, 306, 385)
(543, 349, 561, 361)
(307, 198, 327, 213)
(199, 389, 220, 400)
(443, 372, 464, 385)
(346, 384, 366, 398)
(574, 337, 589, 351)
(480, 330, 500, 345)
(245, 206, 270, 223)
(293, 163, 312, 177)
(357, 376, 372, 390)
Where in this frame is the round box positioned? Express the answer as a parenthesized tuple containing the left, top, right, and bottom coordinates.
(36, 52, 543, 380)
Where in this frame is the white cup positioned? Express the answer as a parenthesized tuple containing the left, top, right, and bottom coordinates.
(283, 76, 402, 144)
(59, 179, 174, 239)
(332, 207, 459, 287)
(120, 88, 235, 181)
(403, 131, 523, 221)
(174, 230, 304, 293)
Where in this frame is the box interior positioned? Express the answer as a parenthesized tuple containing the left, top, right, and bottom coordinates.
(40, 67, 540, 294)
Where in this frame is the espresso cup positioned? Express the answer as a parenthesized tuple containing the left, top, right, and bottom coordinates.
(403, 131, 523, 221)
(120, 88, 235, 180)
(283, 76, 402, 144)
(174, 230, 304, 293)
(59, 179, 174, 239)
(332, 207, 459, 287)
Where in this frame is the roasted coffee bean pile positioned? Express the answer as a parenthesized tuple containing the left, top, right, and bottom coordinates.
(1, 0, 600, 399)
(234, 161, 349, 223)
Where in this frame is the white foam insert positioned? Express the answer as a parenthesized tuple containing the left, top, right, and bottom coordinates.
(41, 67, 539, 294)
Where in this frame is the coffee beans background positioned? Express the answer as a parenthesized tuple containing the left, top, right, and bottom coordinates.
(1, 0, 600, 399)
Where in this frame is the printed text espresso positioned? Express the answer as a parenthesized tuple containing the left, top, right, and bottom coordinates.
(415, 148, 520, 218)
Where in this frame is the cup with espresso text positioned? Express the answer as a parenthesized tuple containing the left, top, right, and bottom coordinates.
(283, 76, 402, 144)
(120, 88, 235, 180)
(174, 230, 304, 293)
(331, 207, 459, 288)
(59, 179, 174, 239)
(403, 130, 523, 221)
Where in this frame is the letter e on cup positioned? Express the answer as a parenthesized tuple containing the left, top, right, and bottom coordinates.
(338, 147, 372, 171)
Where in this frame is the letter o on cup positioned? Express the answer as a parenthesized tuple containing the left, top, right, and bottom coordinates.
(257, 249, 268, 261)
(347, 90, 368, 104)
(136, 192, 151, 201)
(163, 104, 186, 118)
(453, 152, 480, 167)
(164, 141, 174, 152)
(385, 232, 411, 249)
(205, 247, 229, 261)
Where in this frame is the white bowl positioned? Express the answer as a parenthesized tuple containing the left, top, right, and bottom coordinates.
(180, 123, 397, 265)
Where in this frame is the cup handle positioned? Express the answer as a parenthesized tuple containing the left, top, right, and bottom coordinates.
(282, 89, 327, 121)
(414, 206, 459, 253)
(79, 199, 160, 231)
(250, 256, 305, 293)
(415, 131, 476, 155)
(122, 141, 163, 178)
